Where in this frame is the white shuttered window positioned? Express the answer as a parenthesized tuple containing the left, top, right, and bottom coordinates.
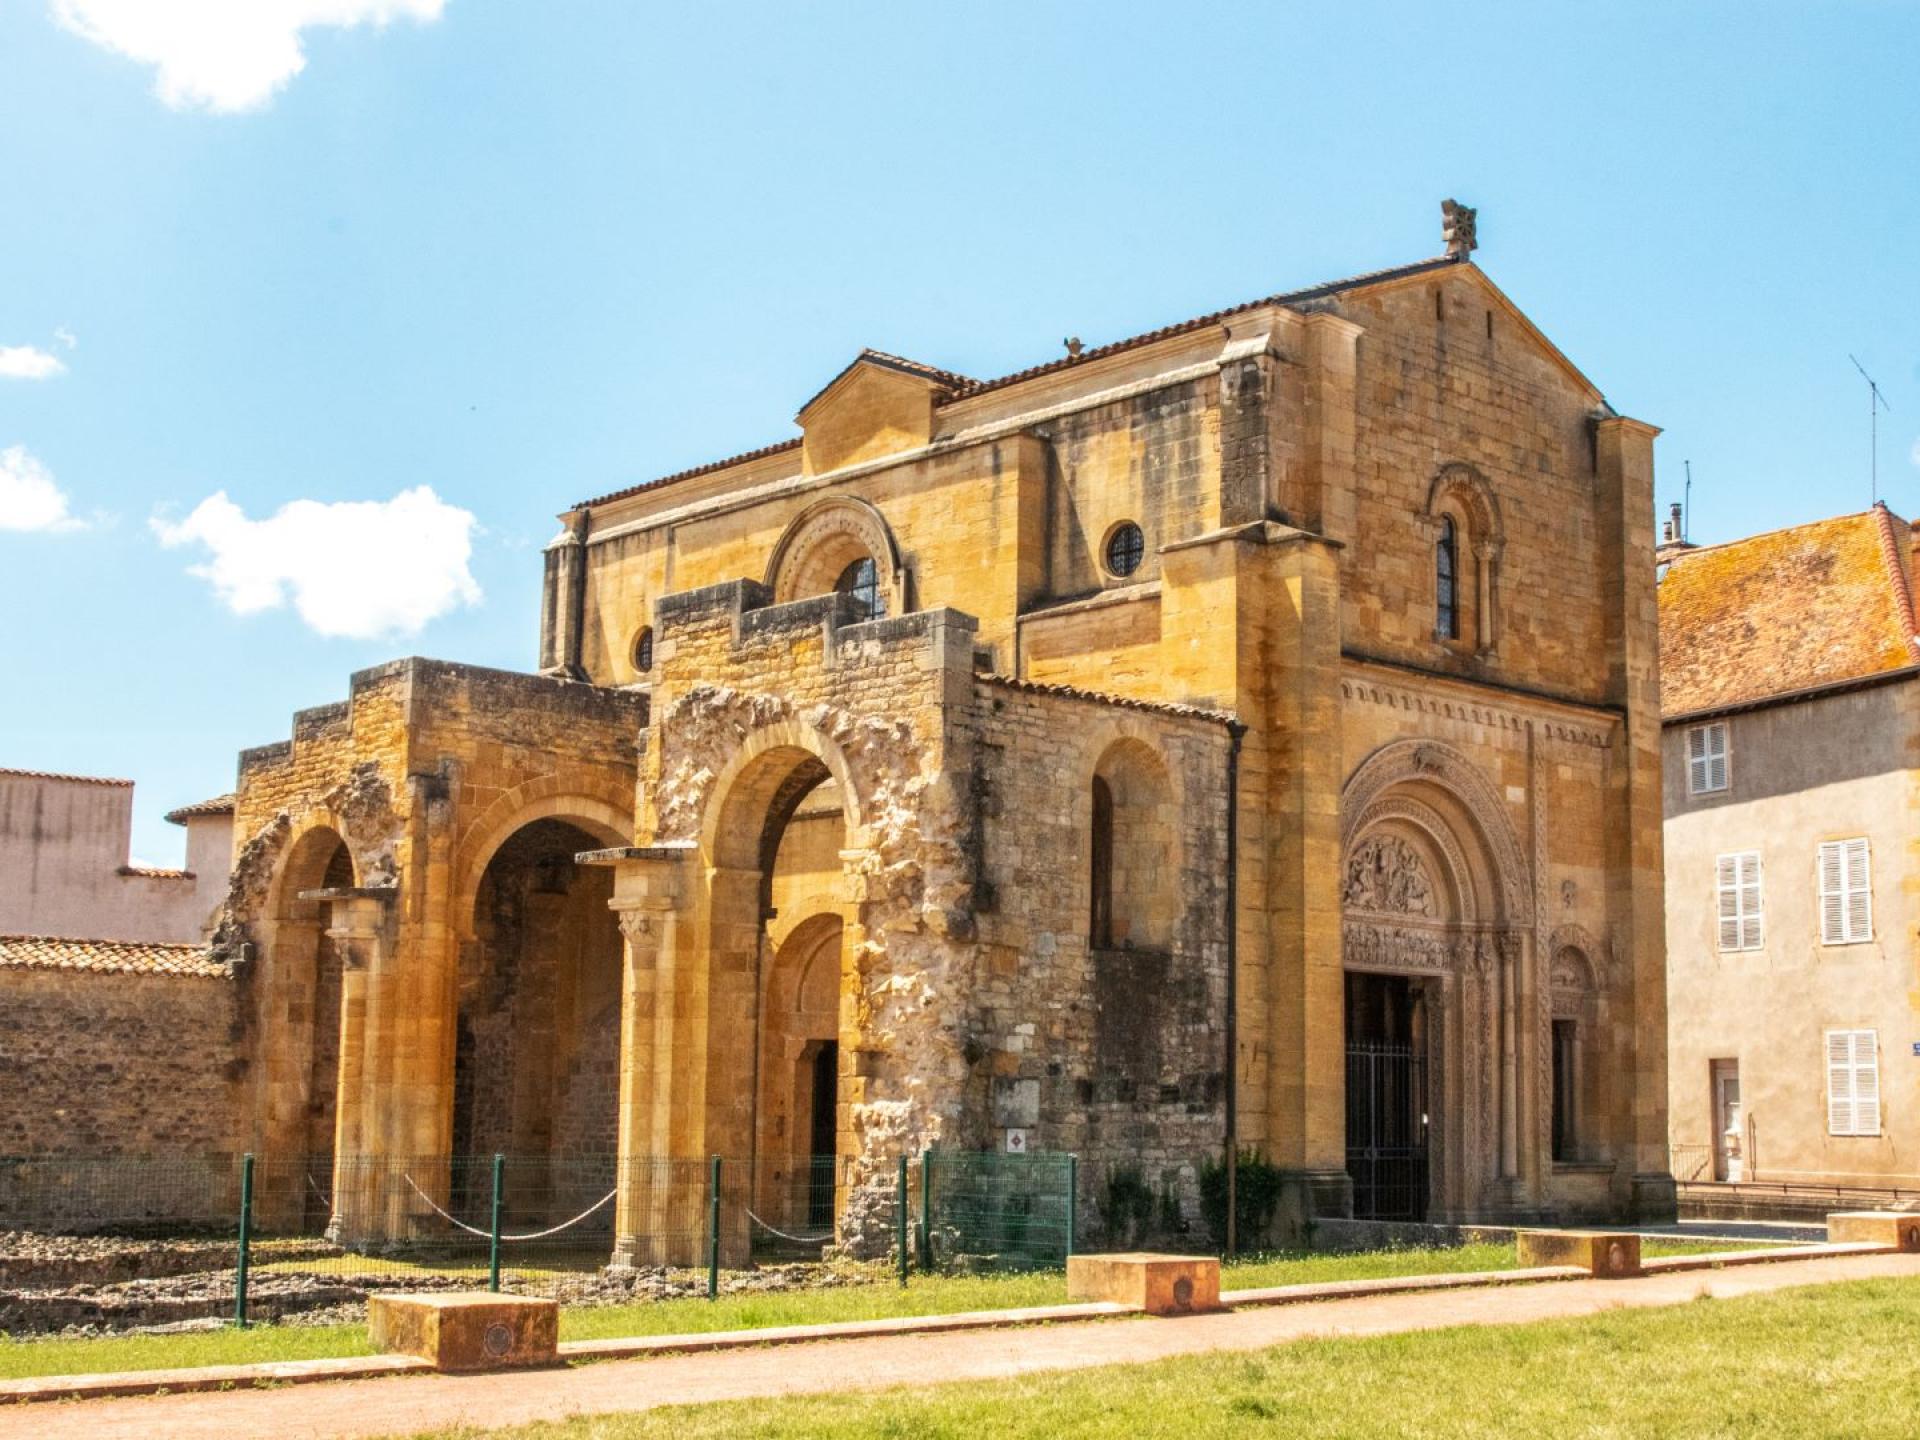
(1687, 723, 1729, 795)
(1715, 852, 1764, 951)
(1827, 1029, 1881, 1136)
(1818, 839, 1872, 945)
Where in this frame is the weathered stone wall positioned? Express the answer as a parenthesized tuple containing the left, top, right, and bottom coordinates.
(965, 680, 1233, 1236)
(0, 968, 242, 1158)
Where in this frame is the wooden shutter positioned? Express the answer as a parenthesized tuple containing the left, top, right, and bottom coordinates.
(1828, 1030, 1881, 1135)
(1828, 1030, 1856, 1134)
(1706, 725, 1728, 792)
(1716, 854, 1740, 950)
(1716, 852, 1761, 951)
(1819, 842, 1846, 944)
(1738, 852, 1763, 949)
(1845, 838, 1872, 942)
(1688, 726, 1709, 794)
(1855, 1030, 1881, 1134)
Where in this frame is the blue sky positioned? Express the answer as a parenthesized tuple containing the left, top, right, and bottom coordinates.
(2, 1, 1916, 865)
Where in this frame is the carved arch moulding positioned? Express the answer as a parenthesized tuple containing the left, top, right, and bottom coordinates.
(1341, 738, 1533, 927)
(1421, 461, 1505, 557)
(764, 495, 909, 614)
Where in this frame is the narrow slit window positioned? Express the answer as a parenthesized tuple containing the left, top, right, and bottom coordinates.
(1435, 516, 1458, 640)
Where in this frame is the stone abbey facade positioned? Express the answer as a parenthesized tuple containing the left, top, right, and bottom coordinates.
(97, 208, 1674, 1255)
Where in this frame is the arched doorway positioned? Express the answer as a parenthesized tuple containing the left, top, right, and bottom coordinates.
(258, 825, 355, 1229)
(702, 739, 853, 1255)
(1340, 742, 1533, 1223)
(453, 817, 622, 1222)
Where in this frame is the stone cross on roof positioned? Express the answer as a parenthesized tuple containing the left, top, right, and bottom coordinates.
(1442, 198, 1478, 258)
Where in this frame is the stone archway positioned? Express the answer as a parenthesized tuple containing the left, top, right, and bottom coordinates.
(1340, 739, 1534, 1221)
(763, 495, 908, 617)
(248, 823, 356, 1226)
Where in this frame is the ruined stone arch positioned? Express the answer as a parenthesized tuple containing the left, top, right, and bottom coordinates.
(1422, 462, 1504, 652)
(450, 781, 634, 938)
(698, 717, 872, 867)
(764, 495, 908, 616)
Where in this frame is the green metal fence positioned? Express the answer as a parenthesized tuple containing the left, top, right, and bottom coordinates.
(0, 1147, 1078, 1332)
(917, 1150, 1077, 1271)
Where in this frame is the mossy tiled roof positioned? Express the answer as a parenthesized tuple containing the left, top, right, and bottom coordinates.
(1659, 506, 1920, 716)
(0, 935, 226, 978)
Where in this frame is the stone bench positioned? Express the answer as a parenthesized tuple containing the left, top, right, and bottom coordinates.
(1827, 1212, 1920, 1251)
(1515, 1229, 1641, 1278)
(368, 1291, 559, 1371)
(1067, 1252, 1221, 1315)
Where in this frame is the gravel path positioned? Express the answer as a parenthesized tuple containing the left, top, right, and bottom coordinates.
(3, 1250, 1915, 1440)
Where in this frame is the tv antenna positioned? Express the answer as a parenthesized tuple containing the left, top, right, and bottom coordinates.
(1850, 355, 1891, 503)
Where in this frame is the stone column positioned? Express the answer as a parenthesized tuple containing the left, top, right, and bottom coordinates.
(317, 888, 396, 1245)
(1498, 932, 1519, 1182)
(586, 844, 691, 1269)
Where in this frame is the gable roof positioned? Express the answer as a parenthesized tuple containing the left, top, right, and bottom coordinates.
(165, 793, 237, 825)
(574, 253, 1601, 513)
(1659, 505, 1920, 718)
(0, 934, 226, 978)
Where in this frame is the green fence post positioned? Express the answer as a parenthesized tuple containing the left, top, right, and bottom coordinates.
(918, 1149, 932, 1272)
(488, 1153, 505, 1293)
(896, 1154, 909, 1288)
(707, 1155, 722, 1300)
(1065, 1154, 1078, 1261)
(233, 1152, 255, 1329)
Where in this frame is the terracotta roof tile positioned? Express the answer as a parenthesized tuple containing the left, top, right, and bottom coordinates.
(979, 672, 1238, 727)
(0, 935, 226, 978)
(0, 767, 133, 787)
(165, 793, 237, 825)
(572, 254, 1464, 513)
(1659, 506, 1920, 716)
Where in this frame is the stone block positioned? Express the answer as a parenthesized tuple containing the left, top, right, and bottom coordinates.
(1827, 1212, 1920, 1251)
(1067, 1252, 1221, 1314)
(367, 1291, 559, 1372)
(1515, 1229, 1641, 1277)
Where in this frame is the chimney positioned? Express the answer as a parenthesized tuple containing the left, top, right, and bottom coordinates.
(1656, 501, 1696, 565)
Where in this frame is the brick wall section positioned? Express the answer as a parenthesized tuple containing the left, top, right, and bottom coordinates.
(0, 968, 242, 1155)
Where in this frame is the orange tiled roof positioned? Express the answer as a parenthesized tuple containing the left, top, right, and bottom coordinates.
(0, 767, 133, 787)
(0, 934, 226, 978)
(573, 254, 1472, 512)
(1659, 505, 1920, 716)
(165, 793, 236, 825)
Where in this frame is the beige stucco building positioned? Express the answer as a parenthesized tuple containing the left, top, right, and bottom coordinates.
(0, 768, 233, 944)
(1662, 505, 1920, 1201)
(0, 204, 1677, 1252)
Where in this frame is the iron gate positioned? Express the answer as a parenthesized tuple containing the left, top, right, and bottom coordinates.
(1346, 1039, 1429, 1221)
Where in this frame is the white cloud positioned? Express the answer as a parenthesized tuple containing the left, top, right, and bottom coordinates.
(0, 345, 67, 379)
(52, 0, 446, 113)
(0, 446, 84, 532)
(52, 328, 78, 351)
(153, 485, 481, 638)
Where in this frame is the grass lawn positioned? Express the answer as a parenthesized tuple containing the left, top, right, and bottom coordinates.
(412, 1276, 1920, 1439)
(0, 1236, 1777, 1382)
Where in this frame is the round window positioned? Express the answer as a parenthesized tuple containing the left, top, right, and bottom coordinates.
(632, 626, 654, 673)
(1105, 522, 1145, 578)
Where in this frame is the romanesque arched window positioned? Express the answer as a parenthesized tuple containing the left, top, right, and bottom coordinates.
(834, 556, 886, 620)
(1089, 741, 1175, 951)
(1424, 463, 1504, 655)
(1435, 517, 1458, 641)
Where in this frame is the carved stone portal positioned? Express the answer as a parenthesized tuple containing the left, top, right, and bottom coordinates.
(1343, 834, 1439, 918)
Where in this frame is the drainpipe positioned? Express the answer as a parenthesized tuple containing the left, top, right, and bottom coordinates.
(1222, 719, 1247, 1258)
